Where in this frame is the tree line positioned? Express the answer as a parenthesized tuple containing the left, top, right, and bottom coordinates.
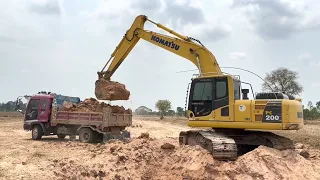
(0, 101, 26, 112)
(134, 101, 186, 119)
(303, 101, 320, 120)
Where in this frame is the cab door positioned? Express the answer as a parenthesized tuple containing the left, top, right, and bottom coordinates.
(25, 98, 40, 121)
(38, 98, 50, 123)
(188, 76, 231, 121)
(188, 78, 213, 117)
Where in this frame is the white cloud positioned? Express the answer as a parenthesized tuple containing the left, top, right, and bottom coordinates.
(181, 23, 232, 42)
(311, 83, 320, 88)
(229, 52, 247, 60)
(81, 0, 232, 41)
(297, 52, 320, 67)
(28, 0, 61, 15)
(309, 60, 320, 67)
(21, 69, 31, 73)
(298, 52, 311, 60)
(231, 0, 320, 40)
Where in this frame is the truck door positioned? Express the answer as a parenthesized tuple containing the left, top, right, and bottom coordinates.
(25, 99, 40, 121)
(38, 98, 50, 123)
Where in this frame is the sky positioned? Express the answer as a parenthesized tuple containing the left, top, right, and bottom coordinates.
(0, 0, 319, 111)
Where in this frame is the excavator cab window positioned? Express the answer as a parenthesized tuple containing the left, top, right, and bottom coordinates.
(192, 81, 212, 101)
(233, 80, 241, 100)
(188, 77, 229, 117)
(189, 78, 213, 117)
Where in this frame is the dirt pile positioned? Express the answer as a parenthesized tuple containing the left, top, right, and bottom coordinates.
(61, 98, 132, 114)
(218, 146, 320, 180)
(95, 79, 130, 100)
(48, 137, 320, 180)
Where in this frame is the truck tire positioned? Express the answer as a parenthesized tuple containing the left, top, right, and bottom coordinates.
(32, 125, 43, 140)
(57, 134, 66, 139)
(79, 128, 97, 143)
(122, 131, 131, 138)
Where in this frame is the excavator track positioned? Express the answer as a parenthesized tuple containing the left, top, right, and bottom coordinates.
(179, 129, 295, 161)
(179, 130, 238, 160)
(251, 131, 295, 150)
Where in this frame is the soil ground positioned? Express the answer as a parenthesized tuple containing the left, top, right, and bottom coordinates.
(1, 115, 320, 180)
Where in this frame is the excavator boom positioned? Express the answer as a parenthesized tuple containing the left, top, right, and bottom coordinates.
(98, 15, 221, 80)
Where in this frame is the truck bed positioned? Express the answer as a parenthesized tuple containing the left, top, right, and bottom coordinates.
(51, 111, 132, 128)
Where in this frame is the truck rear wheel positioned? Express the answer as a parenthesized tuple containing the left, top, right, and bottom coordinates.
(32, 125, 43, 140)
(57, 134, 66, 139)
(79, 128, 97, 143)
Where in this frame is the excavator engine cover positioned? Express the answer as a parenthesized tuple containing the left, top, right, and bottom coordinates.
(95, 79, 130, 100)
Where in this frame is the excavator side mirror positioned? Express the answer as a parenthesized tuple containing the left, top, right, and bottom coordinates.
(241, 89, 249, 100)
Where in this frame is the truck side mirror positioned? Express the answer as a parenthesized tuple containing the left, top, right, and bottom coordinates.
(15, 99, 20, 110)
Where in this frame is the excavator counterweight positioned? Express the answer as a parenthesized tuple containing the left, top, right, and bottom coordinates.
(95, 14, 304, 160)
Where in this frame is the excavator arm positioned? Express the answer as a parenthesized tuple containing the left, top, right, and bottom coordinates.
(98, 15, 222, 80)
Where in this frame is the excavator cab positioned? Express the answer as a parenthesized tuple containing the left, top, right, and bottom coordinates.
(186, 74, 247, 122)
(188, 76, 230, 118)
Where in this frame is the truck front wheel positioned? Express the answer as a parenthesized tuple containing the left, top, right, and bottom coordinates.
(79, 128, 96, 143)
(32, 125, 43, 140)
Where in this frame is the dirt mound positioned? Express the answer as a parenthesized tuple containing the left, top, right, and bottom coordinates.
(95, 79, 130, 100)
(48, 137, 320, 180)
(61, 98, 132, 114)
(218, 146, 320, 180)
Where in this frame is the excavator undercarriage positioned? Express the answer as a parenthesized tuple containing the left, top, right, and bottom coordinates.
(179, 129, 295, 161)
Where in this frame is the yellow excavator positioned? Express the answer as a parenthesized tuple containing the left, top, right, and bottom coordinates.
(96, 15, 304, 160)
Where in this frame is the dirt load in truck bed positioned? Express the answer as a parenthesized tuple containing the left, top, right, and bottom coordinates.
(61, 98, 132, 114)
(94, 79, 130, 100)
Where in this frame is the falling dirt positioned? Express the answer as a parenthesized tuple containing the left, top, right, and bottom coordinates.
(95, 79, 130, 101)
(61, 98, 132, 114)
(1, 117, 320, 180)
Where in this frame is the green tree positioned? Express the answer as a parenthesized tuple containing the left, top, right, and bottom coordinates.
(316, 101, 320, 110)
(168, 110, 175, 117)
(303, 101, 320, 120)
(0, 100, 26, 112)
(309, 108, 320, 120)
(135, 106, 152, 115)
(262, 67, 303, 97)
(176, 107, 185, 118)
(303, 108, 310, 120)
(155, 99, 171, 119)
(308, 101, 313, 110)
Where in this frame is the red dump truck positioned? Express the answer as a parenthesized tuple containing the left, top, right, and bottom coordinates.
(15, 92, 132, 143)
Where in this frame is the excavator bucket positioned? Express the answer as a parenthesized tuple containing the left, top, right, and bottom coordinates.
(95, 79, 130, 101)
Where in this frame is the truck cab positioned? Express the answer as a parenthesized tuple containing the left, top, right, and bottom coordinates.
(23, 94, 53, 131)
(16, 92, 81, 140)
